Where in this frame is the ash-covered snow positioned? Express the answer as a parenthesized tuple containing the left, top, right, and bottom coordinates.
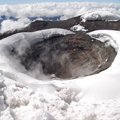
(0, 28, 120, 120)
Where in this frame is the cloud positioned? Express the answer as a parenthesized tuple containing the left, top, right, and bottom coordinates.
(0, 2, 120, 18)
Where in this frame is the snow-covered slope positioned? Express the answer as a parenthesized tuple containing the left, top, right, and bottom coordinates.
(0, 28, 120, 120)
(81, 10, 120, 22)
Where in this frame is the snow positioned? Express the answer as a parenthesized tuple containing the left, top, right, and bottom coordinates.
(81, 10, 120, 22)
(0, 74, 6, 111)
(0, 28, 120, 119)
(88, 31, 119, 52)
(0, 28, 74, 48)
(70, 24, 88, 32)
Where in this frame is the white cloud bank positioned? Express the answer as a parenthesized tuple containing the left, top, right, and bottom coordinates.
(0, 2, 120, 18)
(0, 18, 30, 33)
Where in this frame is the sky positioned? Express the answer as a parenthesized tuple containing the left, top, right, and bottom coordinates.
(0, 0, 120, 4)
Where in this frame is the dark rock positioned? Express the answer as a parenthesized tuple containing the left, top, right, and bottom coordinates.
(80, 20, 120, 32)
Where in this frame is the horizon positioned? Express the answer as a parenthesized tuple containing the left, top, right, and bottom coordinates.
(0, 0, 120, 4)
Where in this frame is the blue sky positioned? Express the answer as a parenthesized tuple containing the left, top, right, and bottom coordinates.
(0, 0, 119, 4)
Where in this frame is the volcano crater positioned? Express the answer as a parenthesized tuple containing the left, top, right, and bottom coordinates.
(7, 32, 117, 80)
